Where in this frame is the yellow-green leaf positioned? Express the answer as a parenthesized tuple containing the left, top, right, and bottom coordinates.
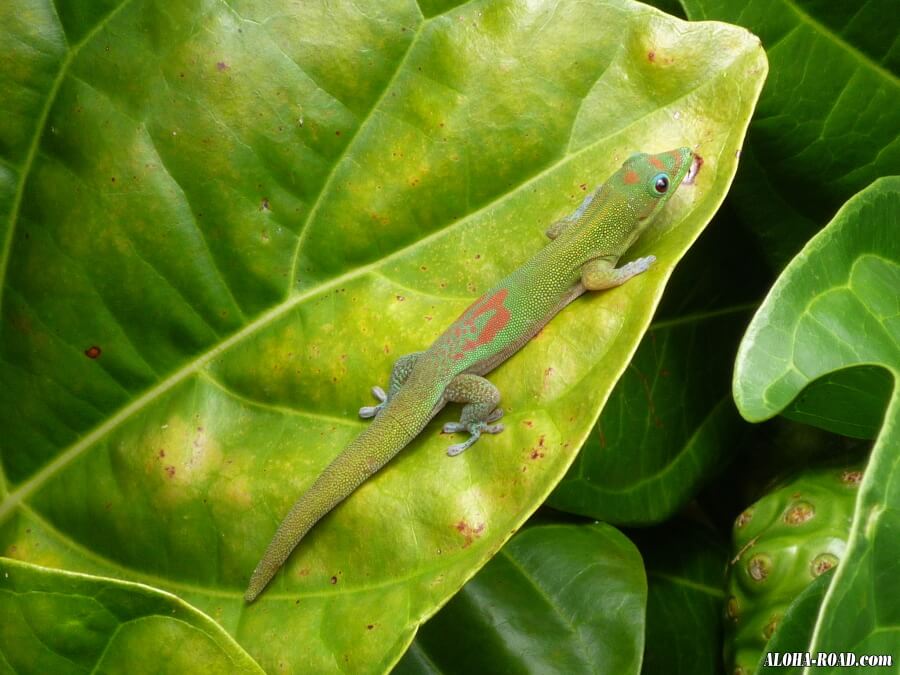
(1, 0, 765, 671)
(0, 558, 263, 675)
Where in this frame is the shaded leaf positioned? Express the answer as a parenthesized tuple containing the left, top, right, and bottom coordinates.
(631, 521, 728, 675)
(394, 523, 647, 675)
(780, 365, 892, 439)
(0, 558, 263, 674)
(733, 177, 900, 668)
(0, 0, 766, 671)
(681, 0, 900, 267)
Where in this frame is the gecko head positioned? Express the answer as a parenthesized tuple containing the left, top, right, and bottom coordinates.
(616, 147, 700, 224)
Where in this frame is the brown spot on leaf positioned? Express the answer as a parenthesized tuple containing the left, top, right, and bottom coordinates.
(260, 198, 270, 211)
(216, 61, 229, 71)
(164, 465, 176, 478)
(84, 345, 101, 359)
(841, 470, 863, 486)
(454, 520, 485, 548)
(648, 50, 655, 62)
(330, 575, 338, 584)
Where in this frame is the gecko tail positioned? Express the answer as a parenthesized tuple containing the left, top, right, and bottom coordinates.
(244, 389, 435, 603)
(245, 495, 319, 602)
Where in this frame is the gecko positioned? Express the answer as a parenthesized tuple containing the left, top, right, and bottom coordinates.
(245, 147, 701, 602)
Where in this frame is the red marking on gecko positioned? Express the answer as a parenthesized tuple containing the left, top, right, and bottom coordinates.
(451, 288, 511, 360)
(649, 156, 665, 170)
(623, 170, 639, 184)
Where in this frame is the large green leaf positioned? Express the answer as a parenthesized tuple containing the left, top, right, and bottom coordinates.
(680, 0, 900, 268)
(0, 558, 263, 674)
(733, 177, 899, 670)
(0, 0, 766, 671)
(394, 523, 647, 675)
(550, 205, 765, 524)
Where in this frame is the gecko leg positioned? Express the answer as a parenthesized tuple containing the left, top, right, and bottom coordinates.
(359, 351, 424, 418)
(442, 374, 504, 457)
(581, 255, 656, 290)
(546, 188, 598, 239)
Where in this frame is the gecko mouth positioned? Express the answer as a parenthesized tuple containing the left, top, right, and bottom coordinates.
(683, 154, 703, 185)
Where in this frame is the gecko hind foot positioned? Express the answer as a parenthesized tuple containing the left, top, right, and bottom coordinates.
(442, 408, 503, 433)
(359, 386, 388, 419)
(445, 409, 505, 457)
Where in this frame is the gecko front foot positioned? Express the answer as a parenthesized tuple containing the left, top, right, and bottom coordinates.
(444, 409, 504, 457)
(622, 255, 656, 275)
(359, 386, 388, 419)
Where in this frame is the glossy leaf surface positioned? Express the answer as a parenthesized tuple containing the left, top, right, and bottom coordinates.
(632, 521, 728, 675)
(394, 523, 647, 675)
(0, 558, 263, 674)
(733, 177, 899, 671)
(681, 0, 900, 268)
(1, 0, 765, 671)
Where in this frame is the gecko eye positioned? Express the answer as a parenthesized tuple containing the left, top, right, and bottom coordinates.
(652, 173, 669, 194)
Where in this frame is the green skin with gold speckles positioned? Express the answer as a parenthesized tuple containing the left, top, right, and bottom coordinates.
(245, 147, 698, 602)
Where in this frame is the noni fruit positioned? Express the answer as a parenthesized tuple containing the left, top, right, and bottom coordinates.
(723, 461, 863, 674)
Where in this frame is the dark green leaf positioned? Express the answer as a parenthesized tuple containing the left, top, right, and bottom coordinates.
(780, 365, 892, 439)
(681, 0, 900, 267)
(733, 177, 900, 667)
(631, 521, 728, 675)
(394, 523, 647, 675)
(0, 0, 766, 670)
(0, 558, 263, 674)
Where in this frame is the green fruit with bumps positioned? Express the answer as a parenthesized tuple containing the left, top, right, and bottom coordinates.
(723, 462, 864, 674)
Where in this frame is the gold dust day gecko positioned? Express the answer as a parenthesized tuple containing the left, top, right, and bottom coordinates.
(245, 147, 701, 602)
